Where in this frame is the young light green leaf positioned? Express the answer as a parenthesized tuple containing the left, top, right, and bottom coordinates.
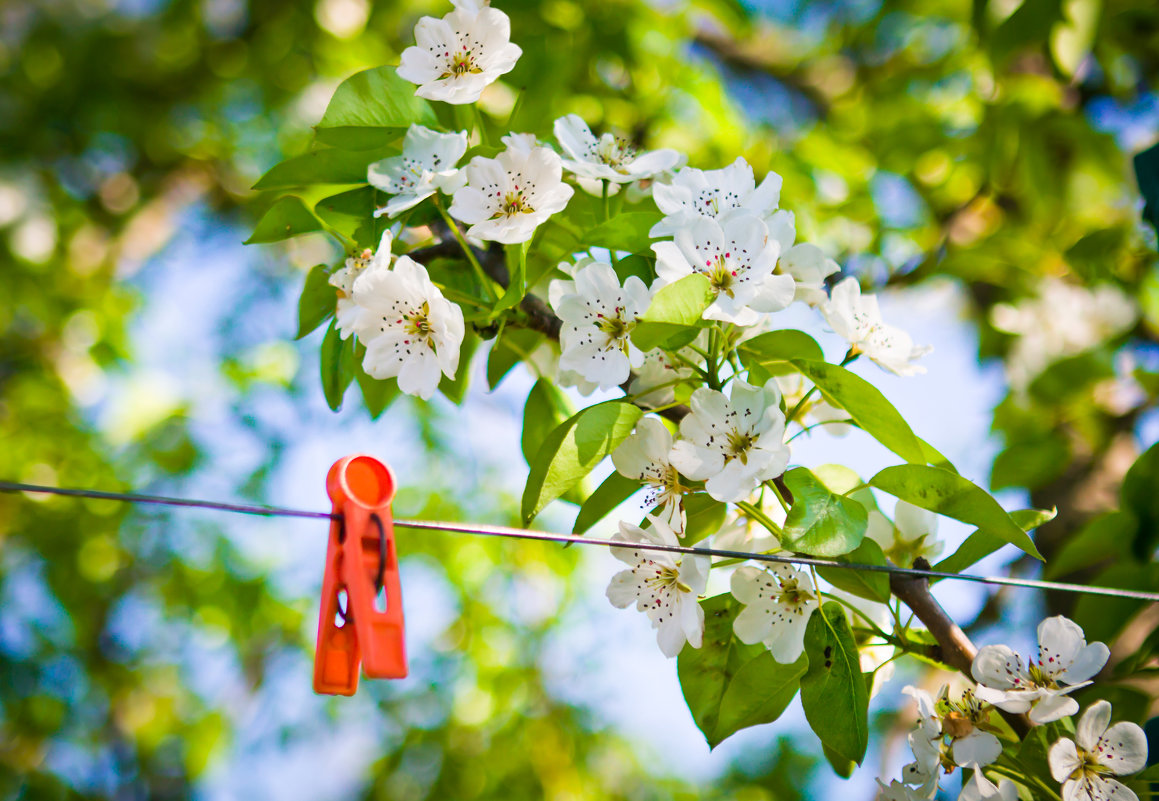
(521, 401, 643, 523)
(739, 329, 824, 368)
(630, 273, 712, 351)
(780, 468, 869, 557)
(315, 66, 438, 150)
(791, 359, 926, 464)
(816, 538, 891, 603)
(320, 320, 355, 411)
(245, 196, 323, 244)
(297, 264, 335, 339)
(932, 507, 1056, 576)
(870, 464, 1043, 559)
(573, 471, 639, 534)
(800, 603, 869, 765)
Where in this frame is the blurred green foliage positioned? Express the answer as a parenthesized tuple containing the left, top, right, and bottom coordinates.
(2, 0, 1159, 796)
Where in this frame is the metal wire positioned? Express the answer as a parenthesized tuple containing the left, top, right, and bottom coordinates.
(3, 480, 1157, 602)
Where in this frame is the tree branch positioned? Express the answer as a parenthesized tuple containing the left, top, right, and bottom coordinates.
(891, 558, 1030, 738)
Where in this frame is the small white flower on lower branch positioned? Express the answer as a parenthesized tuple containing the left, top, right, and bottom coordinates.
(368, 125, 468, 218)
(606, 516, 709, 658)
(1048, 700, 1148, 801)
(351, 255, 465, 400)
(331, 230, 394, 339)
(729, 564, 817, 664)
(971, 615, 1109, 725)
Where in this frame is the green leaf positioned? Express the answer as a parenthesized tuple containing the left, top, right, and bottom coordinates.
(800, 603, 868, 765)
(486, 328, 541, 389)
(1043, 511, 1133, 580)
(822, 743, 856, 779)
(356, 365, 399, 420)
(630, 274, 712, 351)
(613, 254, 654, 286)
(780, 468, 869, 557)
(244, 196, 323, 244)
(677, 594, 805, 748)
(315, 66, 438, 150)
(521, 379, 573, 465)
(739, 330, 824, 369)
(1135, 141, 1159, 234)
(714, 650, 807, 748)
(315, 187, 377, 248)
(573, 471, 639, 534)
(437, 330, 478, 404)
(682, 493, 728, 545)
(521, 401, 643, 523)
(583, 212, 662, 254)
(817, 538, 891, 603)
(253, 145, 397, 190)
(1028, 348, 1116, 404)
(990, 434, 1070, 490)
(297, 264, 335, 339)
(320, 320, 355, 411)
(870, 464, 1042, 559)
(791, 360, 926, 464)
(935, 508, 1057, 575)
(493, 242, 527, 314)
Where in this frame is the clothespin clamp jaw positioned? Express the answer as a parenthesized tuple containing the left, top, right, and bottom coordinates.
(313, 455, 407, 696)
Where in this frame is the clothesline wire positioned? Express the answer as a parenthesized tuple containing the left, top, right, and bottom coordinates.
(2, 480, 1157, 602)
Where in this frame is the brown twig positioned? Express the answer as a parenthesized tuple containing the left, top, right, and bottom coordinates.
(891, 558, 1031, 739)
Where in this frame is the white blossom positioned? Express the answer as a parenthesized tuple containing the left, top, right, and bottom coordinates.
(876, 779, 930, 801)
(396, 0, 522, 104)
(449, 133, 574, 244)
(611, 417, 686, 529)
(350, 254, 465, 400)
(822, 277, 931, 375)
(626, 346, 697, 409)
(1049, 700, 1148, 801)
(606, 516, 709, 657)
(330, 230, 394, 339)
(650, 157, 783, 238)
(972, 615, 1110, 725)
(368, 125, 468, 217)
(959, 773, 1018, 801)
(778, 242, 840, 307)
(730, 564, 817, 663)
(553, 114, 682, 185)
(548, 258, 651, 388)
(652, 212, 795, 325)
(669, 378, 791, 503)
(992, 278, 1138, 389)
(866, 501, 943, 567)
(899, 685, 1002, 798)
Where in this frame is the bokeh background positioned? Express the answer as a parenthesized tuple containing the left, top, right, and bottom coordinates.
(3, 0, 1158, 798)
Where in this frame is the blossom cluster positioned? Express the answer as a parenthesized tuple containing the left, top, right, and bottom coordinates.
(874, 615, 1147, 801)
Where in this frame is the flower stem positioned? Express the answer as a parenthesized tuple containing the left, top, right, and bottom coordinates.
(434, 198, 499, 302)
(767, 480, 791, 513)
(736, 500, 782, 536)
(785, 385, 819, 426)
(706, 326, 722, 390)
(472, 104, 491, 147)
(602, 179, 610, 222)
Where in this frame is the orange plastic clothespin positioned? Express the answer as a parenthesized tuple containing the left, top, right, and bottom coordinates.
(313, 454, 408, 695)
